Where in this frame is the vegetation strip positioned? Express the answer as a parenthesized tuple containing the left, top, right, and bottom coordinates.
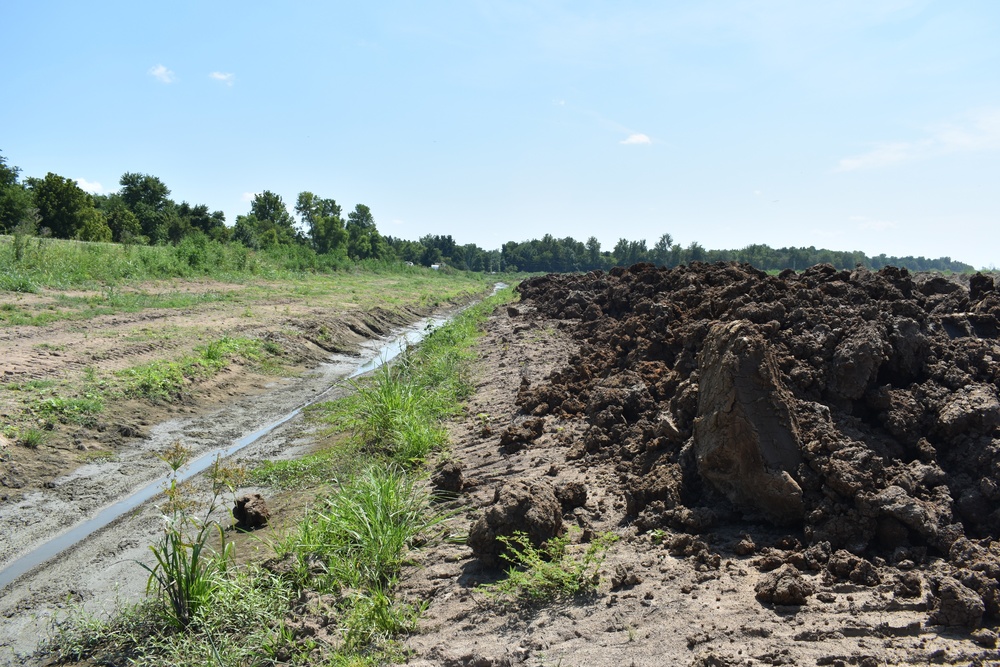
(45, 287, 516, 667)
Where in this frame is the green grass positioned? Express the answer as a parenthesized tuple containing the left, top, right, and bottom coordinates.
(248, 443, 363, 489)
(309, 287, 513, 466)
(480, 531, 619, 604)
(278, 465, 453, 591)
(18, 427, 49, 448)
(34, 395, 104, 425)
(117, 336, 266, 400)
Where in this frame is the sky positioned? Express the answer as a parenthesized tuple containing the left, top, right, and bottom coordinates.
(2, 1, 999, 268)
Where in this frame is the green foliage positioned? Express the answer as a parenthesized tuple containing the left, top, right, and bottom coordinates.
(18, 427, 49, 448)
(480, 531, 619, 603)
(281, 465, 450, 590)
(35, 395, 104, 425)
(0, 150, 34, 233)
(140, 512, 232, 630)
(138, 446, 235, 630)
(118, 337, 265, 400)
(26, 172, 101, 240)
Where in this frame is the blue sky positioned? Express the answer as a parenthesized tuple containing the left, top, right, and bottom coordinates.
(2, 1, 999, 268)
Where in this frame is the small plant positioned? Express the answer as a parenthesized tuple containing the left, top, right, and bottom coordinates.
(19, 427, 48, 448)
(138, 443, 234, 630)
(282, 465, 452, 591)
(480, 531, 619, 603)
(35, 395, 104, 425)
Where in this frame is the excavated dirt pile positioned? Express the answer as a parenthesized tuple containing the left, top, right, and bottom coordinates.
(514, 262, 1000, 626)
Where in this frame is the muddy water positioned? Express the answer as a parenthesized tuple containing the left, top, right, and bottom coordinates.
(0, 315, 447, 591)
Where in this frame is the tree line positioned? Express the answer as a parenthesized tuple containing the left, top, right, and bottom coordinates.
(0, 150, 975, 274)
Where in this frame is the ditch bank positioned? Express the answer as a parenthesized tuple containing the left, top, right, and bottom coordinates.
(0, 301, 472, 666)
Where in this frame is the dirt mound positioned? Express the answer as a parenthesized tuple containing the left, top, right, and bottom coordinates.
(514, 262, 1000, 624)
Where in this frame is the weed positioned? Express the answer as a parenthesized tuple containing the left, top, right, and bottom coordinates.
(35, 395, 103, 425)
(480, 531, 619, 603)
(281, 465, 452, 591)
(19, 427, 48, 448)
(138, 445, 235, 630)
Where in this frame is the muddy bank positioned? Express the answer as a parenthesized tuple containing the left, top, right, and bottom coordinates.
(0, 304, 465, 666)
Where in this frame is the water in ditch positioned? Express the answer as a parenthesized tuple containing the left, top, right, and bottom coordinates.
(0, 312, 455, 591)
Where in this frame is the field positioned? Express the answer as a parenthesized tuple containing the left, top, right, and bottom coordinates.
(4, 253, 1000, 666)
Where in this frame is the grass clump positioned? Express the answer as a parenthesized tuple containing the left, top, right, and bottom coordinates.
(34, 394, 104, 425)
(281, 465, 451, 590)
(18, 427, 49, 448)
(117, 336, 268, 400)
(480, 531, 618, 604)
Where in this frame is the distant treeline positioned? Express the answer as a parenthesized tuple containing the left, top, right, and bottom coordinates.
(490, 235, 974, 274)
(0, 150, 975, 274)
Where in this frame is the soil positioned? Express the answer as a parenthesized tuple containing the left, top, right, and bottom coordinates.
(397, 263, 1000, 666)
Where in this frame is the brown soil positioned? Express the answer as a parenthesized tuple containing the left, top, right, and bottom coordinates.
(398, 263, 1000, 666)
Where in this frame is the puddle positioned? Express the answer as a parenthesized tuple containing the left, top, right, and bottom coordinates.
(0, 306, 472, 591)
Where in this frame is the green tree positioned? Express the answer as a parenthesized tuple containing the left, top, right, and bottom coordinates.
(346, 203, 386, 260)
(96, 194, 144, 242)
(119, 172, 176, 243)
(247, 191, 298, 246)
(0, 151, 34, 232)
(652, 233, 673, 266)
(296, 191, 346, 254)
(75, 207, 112, 242)
(26, 172, 100, 239)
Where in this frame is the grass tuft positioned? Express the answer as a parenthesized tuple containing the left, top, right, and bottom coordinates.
(480, 531, 619, 604)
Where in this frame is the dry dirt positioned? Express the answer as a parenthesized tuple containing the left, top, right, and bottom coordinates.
(396, 263, 1000, 667)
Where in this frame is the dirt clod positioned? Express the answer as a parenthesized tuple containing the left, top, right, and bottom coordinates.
(754, 563, 815, 605)
(233, 493, 270, 530)
(467, 478, 564, 567)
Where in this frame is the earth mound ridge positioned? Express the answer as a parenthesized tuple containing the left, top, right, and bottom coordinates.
(515, 262, 1000, 622)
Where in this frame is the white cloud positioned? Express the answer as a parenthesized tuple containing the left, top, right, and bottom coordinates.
(241, 192, 257, 202)
(76, 178, 103, 193)
(148, 64, 176, 84)
(210, 71, 235, 86)
(836, 108, 1000, 171)
(620, 133, 652, 145)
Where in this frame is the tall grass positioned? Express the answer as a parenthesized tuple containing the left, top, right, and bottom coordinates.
(0, 232, 492, 291)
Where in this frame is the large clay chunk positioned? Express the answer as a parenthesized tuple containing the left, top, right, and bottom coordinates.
(693, 320, 804, 524)
(467, 478, 564, 567)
